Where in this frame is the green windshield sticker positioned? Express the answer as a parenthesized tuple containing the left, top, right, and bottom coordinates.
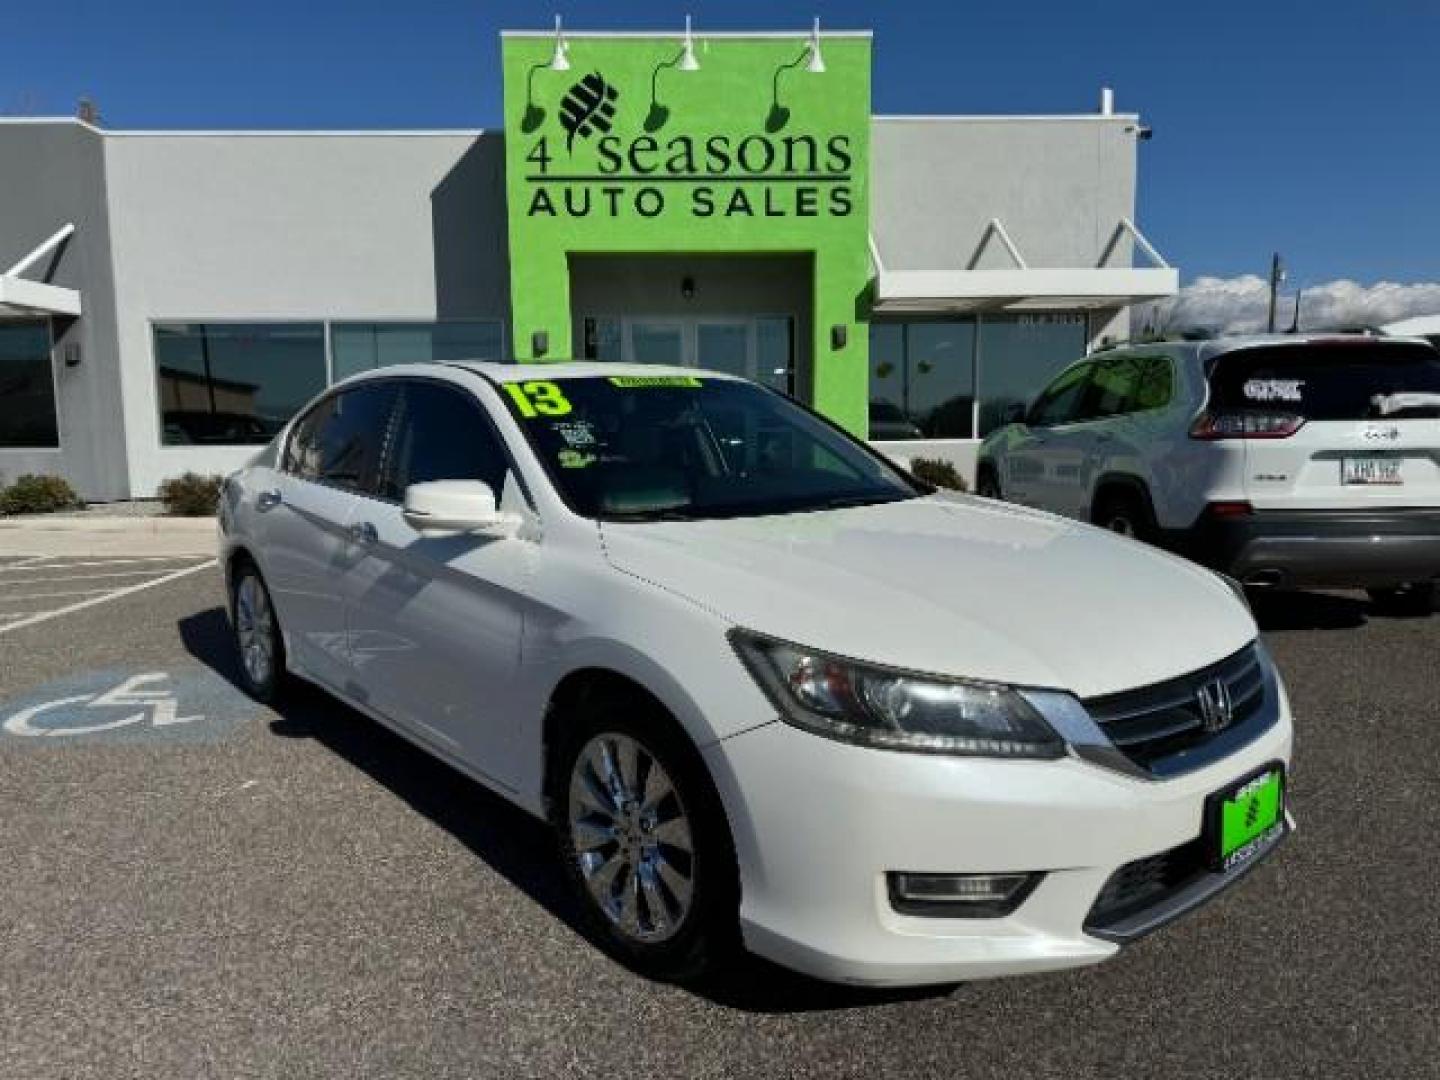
(503, 381, 573, 418)
(607, 376, 702, 388)
(557, 449, 596, 469)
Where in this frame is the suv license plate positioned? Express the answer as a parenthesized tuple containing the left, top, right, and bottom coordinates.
(1342, 456, 1403, 485)
(1208, 766, 1285, 872)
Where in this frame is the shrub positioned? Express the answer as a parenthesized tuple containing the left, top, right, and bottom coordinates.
(0, 474, 82, 515)
(908, 457, 969, 492)
(158, 472, 225, 517)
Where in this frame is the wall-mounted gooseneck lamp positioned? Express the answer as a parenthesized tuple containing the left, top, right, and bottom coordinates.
(523, 15, 571, 132)
(805, 16, 826, 74)
(767, 17, 826, 132)
(646, 15, 701, 132)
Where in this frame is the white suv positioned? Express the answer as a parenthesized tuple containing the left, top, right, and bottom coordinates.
(220, 362, 1292, 987)
(978, 334, 1440, 612)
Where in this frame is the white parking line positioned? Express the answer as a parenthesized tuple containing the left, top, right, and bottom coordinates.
(0, 559, 218, 637)
(1, 568, 206, 586)
(1, 587, 118, 603)
(0, 555, 198, 572)
(0, 555, 57, 569)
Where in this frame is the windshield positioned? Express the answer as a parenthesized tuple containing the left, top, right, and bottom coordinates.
(1208, 342, 1440, 420)
(497, 374, 924, 521)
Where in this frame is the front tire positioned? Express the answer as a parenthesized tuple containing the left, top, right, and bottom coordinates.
(1367, 582, 1436, 616)
(551, 695, 739, 982)
(231, 561, 286, 703)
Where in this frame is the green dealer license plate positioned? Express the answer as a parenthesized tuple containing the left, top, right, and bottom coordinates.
(1209, 766, 1285, 872)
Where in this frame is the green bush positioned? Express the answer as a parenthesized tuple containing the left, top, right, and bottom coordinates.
(0, 474, 82, 515)
(158, 472, 224, 517)
(908, 457, 969, 492)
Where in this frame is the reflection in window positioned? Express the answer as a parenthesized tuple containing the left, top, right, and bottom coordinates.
(868, 322, 976, 439)
(331, 321, 504, 381)
(155, 323, 327, 446)
(0, 321, 58, 448)
(975, 314, 1088, 436)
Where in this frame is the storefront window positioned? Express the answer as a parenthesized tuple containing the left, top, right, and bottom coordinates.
(331, 321, 505, 381)
(0, 321, 58, 448)
(154, 323, 327, 445)
(867, 321, 976, 439)
(975, 314, 1088, 436)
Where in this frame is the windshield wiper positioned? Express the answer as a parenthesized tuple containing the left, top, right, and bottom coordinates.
(811, 494, 910, 511)
(601, 507, 701, 522)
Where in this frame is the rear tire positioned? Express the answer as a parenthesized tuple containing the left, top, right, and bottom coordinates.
(1366, 582, 1436, 617)
(230, 560, 286, 703)
(549, 690, 740, 983)
(1093, 488, 1157, 544)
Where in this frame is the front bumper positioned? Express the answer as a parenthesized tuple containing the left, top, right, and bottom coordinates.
(703, 698, 1293, 987)
(1179, 507, 1440, 589)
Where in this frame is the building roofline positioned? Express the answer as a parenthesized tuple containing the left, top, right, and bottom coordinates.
(0, 116, 104, 133)
(104, 129, 490, 138)
(1, 116, 1145, 136)
(874, 113, 1141, 123)
(500, 29, 873, 39)
(0, 118, 489, 138)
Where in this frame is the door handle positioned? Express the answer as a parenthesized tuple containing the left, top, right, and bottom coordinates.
(348, 521, 378, 545)
(256, 488, 282, 512)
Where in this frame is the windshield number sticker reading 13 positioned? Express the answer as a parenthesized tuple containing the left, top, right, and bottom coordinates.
(504, 381, 573, 419)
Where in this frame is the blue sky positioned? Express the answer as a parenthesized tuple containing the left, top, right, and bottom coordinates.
(6, 1, 1436, 287)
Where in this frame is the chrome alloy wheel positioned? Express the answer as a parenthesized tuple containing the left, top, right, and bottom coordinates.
(568, 733, 696, 944)
(235, 573, 276, 688)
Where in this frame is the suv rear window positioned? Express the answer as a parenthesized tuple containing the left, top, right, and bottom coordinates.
(1208, 342, 1440, 420)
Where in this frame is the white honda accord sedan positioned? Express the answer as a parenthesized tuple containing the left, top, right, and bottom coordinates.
(219, 362, 1293, 987)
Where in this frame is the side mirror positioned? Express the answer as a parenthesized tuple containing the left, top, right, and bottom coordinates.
(402, 480, 519, 536)
(1002, 402, 1028, 428)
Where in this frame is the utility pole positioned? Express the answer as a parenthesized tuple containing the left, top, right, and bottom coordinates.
(1266, 253, 1286, 333)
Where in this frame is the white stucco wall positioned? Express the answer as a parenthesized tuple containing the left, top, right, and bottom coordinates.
(101, 131, 509, 495)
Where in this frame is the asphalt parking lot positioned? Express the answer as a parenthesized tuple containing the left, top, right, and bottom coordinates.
(1, 567, 1437, 1079)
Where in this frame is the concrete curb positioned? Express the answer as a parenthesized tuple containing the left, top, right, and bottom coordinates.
(0, 515, 218, 557)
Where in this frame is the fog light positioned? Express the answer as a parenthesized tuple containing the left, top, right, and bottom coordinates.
(887, 871, 1042, 917)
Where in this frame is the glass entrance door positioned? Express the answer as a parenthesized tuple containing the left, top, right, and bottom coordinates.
(607, 316, 793, 394)
(626, 320, 687, 366)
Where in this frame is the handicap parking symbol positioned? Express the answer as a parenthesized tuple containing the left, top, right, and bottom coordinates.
(0, 669, 255, 744)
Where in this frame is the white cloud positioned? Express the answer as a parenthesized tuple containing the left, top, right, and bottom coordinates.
(1136, 276, 1440, 336)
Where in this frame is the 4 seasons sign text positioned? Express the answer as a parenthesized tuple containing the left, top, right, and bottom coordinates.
(525, 71, 855, 220)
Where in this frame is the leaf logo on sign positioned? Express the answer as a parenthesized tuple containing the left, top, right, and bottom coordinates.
(559, 72, 619, 153)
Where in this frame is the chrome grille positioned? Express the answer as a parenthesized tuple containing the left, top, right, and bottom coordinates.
(1083, 644, 1269, 776)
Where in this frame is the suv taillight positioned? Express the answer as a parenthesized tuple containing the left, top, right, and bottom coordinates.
(1189, 411, 1305, 439)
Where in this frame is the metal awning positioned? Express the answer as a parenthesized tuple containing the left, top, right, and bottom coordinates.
(870, 217, 1178, 314)
(0, 223, 82, 320)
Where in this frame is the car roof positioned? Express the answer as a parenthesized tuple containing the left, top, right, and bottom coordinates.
(446, 360, 746, 384)
(1101, 333, 1431, 368)
(1381, 315, 1440, 337)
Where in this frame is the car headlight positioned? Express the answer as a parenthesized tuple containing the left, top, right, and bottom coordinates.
(729, 630, 1065, 758)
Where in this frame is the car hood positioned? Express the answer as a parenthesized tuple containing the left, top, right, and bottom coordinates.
(599, 494, 1255, 699)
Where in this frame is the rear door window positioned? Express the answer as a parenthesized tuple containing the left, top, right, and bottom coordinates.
(1085, 353, 1174, 417)
(1208, 342, 1440, 420)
